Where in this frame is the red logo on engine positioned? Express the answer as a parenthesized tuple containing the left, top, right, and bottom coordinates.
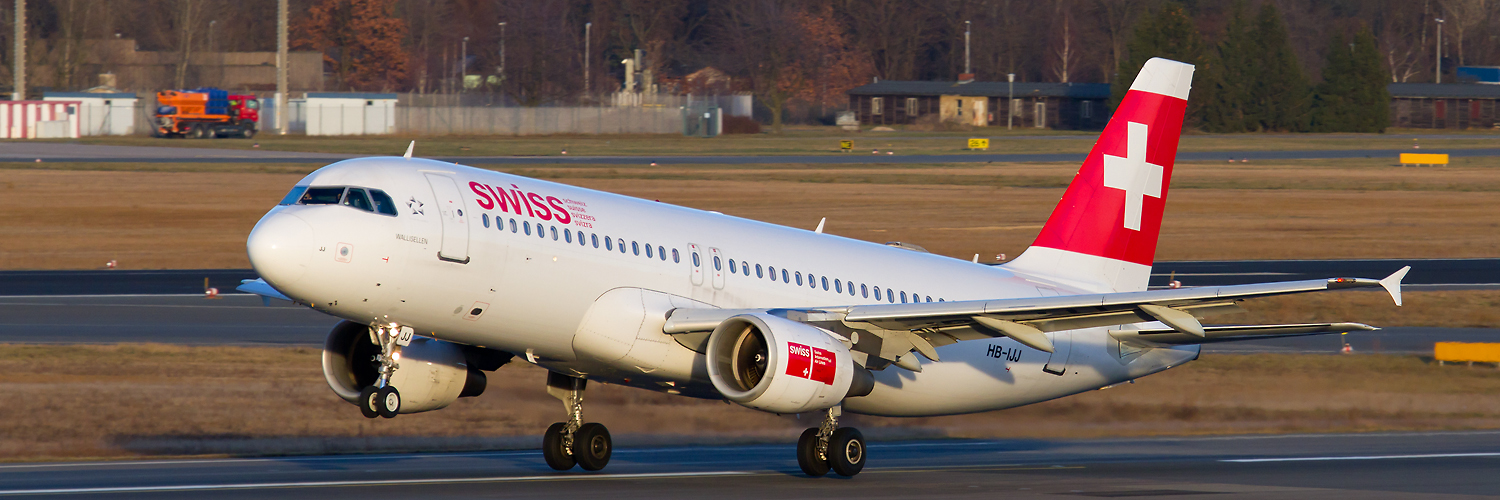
(785, 342, 836, 385)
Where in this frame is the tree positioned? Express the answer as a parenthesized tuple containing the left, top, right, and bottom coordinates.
(294, 0, 410, 91)
(1198, 1, 1253, 133)
(1112, 2, 1202, 109)
(1241, 2, 1309, 132)
(1313, 27, 1390, 133)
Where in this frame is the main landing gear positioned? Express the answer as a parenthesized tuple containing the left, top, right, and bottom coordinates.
(542, 372, 612, 472)
(797, 406, 866, 477)
(358, 324, 410, 419)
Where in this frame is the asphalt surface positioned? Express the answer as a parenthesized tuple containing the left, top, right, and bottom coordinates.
(6, 141, 1500, 164)
(0, 431, 1495, 498)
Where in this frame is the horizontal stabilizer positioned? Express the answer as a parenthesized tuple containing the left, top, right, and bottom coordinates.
(237, 278, 290, 302)
(1109, 322, 1376, 346)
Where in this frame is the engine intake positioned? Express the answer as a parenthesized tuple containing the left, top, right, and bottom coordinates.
(322, 321, 507, 414)
(706, 314, 871, 414)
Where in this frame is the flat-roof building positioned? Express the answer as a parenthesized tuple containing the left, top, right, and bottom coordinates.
(846, 80, 1111, 130)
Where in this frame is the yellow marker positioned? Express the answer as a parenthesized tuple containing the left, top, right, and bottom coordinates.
(1399, 153, 1449, 166)
(839, 140, 853, 152)
(1435, 342, 1500, 363)
(968, 138, 990, 150)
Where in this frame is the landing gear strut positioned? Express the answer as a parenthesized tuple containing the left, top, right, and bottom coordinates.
(542, 372, 612, 471)
(797, 406, 865, 477)
(359, 324, 412, 419)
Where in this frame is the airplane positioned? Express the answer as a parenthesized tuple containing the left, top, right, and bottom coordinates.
(239, 58, 1407, 477)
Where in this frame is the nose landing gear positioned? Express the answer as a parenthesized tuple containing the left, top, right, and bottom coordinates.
(796, 406, 865, 477)
(542, 372, 612, 471)
(359, 324, 413, 419)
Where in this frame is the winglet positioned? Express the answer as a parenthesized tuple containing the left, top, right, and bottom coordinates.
(403, 141, 415, 159)
(814, 217, 826, 234)
(1381, 266, 1410, 307)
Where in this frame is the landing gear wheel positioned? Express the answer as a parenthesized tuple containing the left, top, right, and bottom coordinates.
(573, 423, 612, 471)
(375, 386, 401, 418)
(542, 422, 576, 471)
(797, 427, 830, 477)
(358, 386, 380, 419)
(827, 427, 866, 477)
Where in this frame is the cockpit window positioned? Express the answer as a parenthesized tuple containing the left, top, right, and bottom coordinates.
(343, 188, 374, 212)
(279, 186, 308, 206)
(369, 189, 398, 216)
(301, 187, 345, 205)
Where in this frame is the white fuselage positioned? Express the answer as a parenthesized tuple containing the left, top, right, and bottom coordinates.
(249, 157, 1198, 418)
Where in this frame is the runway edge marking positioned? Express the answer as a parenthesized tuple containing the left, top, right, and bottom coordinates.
(0, 471, 757, 496)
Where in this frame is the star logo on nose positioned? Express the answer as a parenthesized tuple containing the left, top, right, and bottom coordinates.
(407, 197, 425, 215)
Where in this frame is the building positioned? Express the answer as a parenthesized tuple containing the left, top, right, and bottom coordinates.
(43, 89, 139, 136)
(1389, 83, 1500, 129)
(846, 80, 1111, 129)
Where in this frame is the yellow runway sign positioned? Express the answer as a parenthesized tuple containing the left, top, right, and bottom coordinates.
(968, 138, 989, 150)
(1400, 153, 1449, 166)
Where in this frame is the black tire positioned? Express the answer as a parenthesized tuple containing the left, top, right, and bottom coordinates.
(573, 423, 612, 471)
(542, 422, 576, 471)
(376, 386, 400, 418)
(796, 427, 829, 477)
(190, 123, 208, 139)
(827, 427, 865, 477)
(358, 386, 379, 419)
(241, 126, 256, 139)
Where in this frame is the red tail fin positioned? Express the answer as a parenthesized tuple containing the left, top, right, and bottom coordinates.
(1004, 58, 1193, 292)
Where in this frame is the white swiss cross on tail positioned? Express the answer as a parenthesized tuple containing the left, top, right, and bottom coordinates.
(1102, 121, 1163, 231)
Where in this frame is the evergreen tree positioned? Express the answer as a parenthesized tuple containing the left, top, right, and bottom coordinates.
(1198, 2, 1254, 133)
(1349, 27, 1391, 132)
(1242, 3, 1310, 132)
(1112, 2, 1203, 111)
(1312, 26, 1390, 133)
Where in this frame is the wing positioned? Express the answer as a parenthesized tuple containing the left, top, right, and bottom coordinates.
(664, 267, 1407, 371)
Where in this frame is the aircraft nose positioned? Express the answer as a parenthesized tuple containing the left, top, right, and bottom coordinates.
(247, 211, 314, 289)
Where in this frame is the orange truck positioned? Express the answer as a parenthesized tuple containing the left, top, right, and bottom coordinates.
(153, 88, 261, 138)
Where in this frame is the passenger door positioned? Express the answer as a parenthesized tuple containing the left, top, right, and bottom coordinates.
(424, 173, 470, 264)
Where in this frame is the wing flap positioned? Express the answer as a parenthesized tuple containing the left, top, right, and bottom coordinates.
(1109, 322, 1377, 346)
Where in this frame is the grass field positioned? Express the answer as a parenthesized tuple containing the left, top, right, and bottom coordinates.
(32, 127, 1500, 157)
(0, 345, 1494, 461)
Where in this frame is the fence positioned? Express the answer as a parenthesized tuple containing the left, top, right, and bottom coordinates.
(394, 106, 684, 135)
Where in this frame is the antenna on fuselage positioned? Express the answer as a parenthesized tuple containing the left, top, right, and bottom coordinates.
(403, 141, 415, 159)
(814, 217, 826, 234)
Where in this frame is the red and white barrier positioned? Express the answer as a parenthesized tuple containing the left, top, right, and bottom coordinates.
(0, 101, 82, 139)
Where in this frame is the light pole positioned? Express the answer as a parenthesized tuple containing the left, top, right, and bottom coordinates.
(461, 36, 469, 92)
(1436, 18, 1445, 83)
(1007, 73, 1015, 130)
(964, 20, 971, 76)
(208, 20, 216, 53)
(276, 0, 287, 135)
(584, 22, 592, 96)
(13, 0, 25, 101)
(498, 22, 506, 87)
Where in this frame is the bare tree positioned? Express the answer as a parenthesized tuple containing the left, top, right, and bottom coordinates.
(1049, 0, 1078, 82)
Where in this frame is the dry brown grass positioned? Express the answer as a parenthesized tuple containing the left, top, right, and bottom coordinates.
(1, 344, 1496, 461)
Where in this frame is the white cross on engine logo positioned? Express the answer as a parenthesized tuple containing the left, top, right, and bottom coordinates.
(1102, 121, 1163, 231)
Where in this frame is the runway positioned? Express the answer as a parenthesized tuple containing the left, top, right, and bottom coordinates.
(5, 142, 1500, 164)
(0, 431, 1495, 498)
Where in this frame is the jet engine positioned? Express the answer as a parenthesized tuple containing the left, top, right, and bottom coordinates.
(706, 313, 873, 414)
(321, 321, 508, 414)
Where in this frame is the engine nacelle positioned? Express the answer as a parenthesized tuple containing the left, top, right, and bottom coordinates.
(322, 321, 494, 414)
(706, 313, 872, 414)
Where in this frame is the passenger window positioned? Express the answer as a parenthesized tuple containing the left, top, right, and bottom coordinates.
(646, 244, 654, 258)
(712, 255, 721, 270)
(729, 259, 737, 273)
(756, 264, 764, 278)
(900, 291, 908, 303)
(769, 266, 777, 281)
(565, 229, 573, 243)
(835, 279, 842, 293)
(874, 286, 882, 300)
(926, 296, 933, 302)
(692, 252, 701, 267)
(782, 269, 790, 282)
(510, 219, 518, 233)
(618, 239, 626, 253)
(632, 241, 640, 255)
(605, 237, 612, 250)
(300, 187, 344, 205)
(482, 213, 490, 228)
(672, 248, 680, 263)
(887, 289, 895, 303)
(822, 277, 829, 291)
(539, 226, 547, 239)
(861, 284, 869, 298)
(592, 234, 599, 248)
(810, 274, 818, 289)
(659, 246, 666, 260)
(369, 189, 398, 216)
(524, 221, 532, 235)
(551, 226, 558, 240)
(795, 272, 803, 286)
